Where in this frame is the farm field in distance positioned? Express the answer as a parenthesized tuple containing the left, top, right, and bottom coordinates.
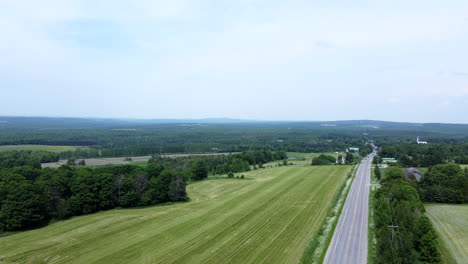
(0, 144, 78, 153)
(425, 204, 468, 264)
(0, 164, 351, 264)
(286, 152, 343, 166)
(41, 152, 237, 168)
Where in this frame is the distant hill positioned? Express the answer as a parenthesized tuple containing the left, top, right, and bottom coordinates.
(0, 116, 468, 136)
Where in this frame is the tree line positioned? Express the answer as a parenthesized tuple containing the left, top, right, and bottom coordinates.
(0, 164, 186, 232)
(148, 150, 288, 180)
(418, 163, 468, 203)
(0, 150, 59, 169)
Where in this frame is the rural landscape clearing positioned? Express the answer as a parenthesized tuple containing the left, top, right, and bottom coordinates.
(0, 164, 351, 264)
(1, 1, 468, 263)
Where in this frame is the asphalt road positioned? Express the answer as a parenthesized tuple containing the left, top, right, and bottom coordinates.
(323, 152, 375, 264)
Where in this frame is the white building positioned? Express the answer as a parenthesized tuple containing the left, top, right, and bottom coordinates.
(417, 136, 427, 144)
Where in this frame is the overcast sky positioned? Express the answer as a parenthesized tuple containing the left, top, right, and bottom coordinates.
(1, 1, 468, 123)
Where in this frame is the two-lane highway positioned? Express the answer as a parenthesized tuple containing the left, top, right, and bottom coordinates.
(324, 152, 375, 264)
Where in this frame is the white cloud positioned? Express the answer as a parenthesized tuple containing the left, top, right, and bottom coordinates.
(0, 1, 468, 122)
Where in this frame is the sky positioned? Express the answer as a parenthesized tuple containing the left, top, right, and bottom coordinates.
(1, 0, 468, 123)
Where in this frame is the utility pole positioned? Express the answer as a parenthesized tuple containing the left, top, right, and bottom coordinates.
(388, 225, 398, 242)
(388, 225, 401, 264)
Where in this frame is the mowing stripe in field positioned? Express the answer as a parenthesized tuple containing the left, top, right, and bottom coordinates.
(425, 204, 468, 264)
(0, 165, 351, 264)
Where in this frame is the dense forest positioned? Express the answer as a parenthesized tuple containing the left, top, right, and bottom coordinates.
(0, 164, 186, 232)
(0, 150, 59, 168)
(1, 117, 467, 159)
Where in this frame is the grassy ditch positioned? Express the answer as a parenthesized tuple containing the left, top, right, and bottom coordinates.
(300, 164, 358, 264)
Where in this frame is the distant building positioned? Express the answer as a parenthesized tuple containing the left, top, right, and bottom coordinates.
(382, 158, 397, 163)
(404, 168, 423, 181)
(336, 156, 346, 164)
(348, 147, 360, 152)
(417, 136, 428, 144)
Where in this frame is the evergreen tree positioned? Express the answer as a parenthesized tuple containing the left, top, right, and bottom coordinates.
(374, 165, 381, 181)
(191, 161, 208, 181)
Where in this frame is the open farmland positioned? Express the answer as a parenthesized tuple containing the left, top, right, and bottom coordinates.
(0, 164, 351, 264)
(425, 204, 468, 264)
(286, 152, 344, 166)
(41, 152, 237, 168)
(0, 144, 78, 153)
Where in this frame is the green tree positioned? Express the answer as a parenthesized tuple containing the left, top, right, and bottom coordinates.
(398, 154, 413, 167)
(66, 158, 76, 166)
(374, 165, 381, 181)
(0, 173, 46, 231)
(312, 154, 336, 165)
(414, 216, 440, 263)
(419, 163, 464, 203)
(191, 161, 208, 181)
(168, 175, 186, 201)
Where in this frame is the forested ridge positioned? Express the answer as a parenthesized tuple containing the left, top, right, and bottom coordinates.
(1, 117, 468, 159)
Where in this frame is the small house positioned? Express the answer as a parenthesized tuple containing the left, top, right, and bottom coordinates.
(404, 168, 423, 181)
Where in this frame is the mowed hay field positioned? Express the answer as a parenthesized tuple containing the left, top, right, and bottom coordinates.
(0, 165, 351, 264)
(425, 204, 468, 264)
(0, 144, 77, 153)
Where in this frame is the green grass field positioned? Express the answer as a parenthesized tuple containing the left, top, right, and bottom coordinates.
(286, 152, 342, 166)
(0, 164, 351, 264)
(425, 204, 468, 264)
(0, 145, 77, 153)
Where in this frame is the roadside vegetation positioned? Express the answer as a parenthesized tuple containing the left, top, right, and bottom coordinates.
(368, 164, 380, 264)
(371, 142, 468, 264)
(300, 164, 357, 263)
(372, 167, 441, 263)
